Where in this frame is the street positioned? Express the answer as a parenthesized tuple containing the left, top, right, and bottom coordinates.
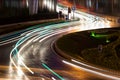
(0, 3, 119, 80)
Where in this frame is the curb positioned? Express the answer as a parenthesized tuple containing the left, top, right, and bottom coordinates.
(54, 33, 120, 77)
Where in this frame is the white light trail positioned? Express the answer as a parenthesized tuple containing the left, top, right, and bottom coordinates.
(71, 59, 104, 72)
(41, 78, 45, 80)
(51, 77, 57, 80)
(62, 60, 120, 80)
(26, 0, 29, 7)
(9, 4, 112, 79)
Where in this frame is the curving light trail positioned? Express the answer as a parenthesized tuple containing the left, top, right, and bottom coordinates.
(62, 60, 120, 80)
(9, 4, 116, 80)
(10, 21, 80, 79)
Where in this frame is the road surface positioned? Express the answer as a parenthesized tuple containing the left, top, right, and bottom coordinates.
(0, 4, 119, 80)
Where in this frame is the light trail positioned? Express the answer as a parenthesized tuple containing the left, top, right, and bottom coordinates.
(42, 63, 64, 80)
(57, 4, 110, 31)
(10, 21, 80, 79)
(9, 4, 113, 80)
(71, 59, 104, 71)
(51, 77, 57, 80)
(62, 60, 120, 80)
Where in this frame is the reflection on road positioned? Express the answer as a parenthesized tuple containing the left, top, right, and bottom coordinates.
(1, 4, 118, 80)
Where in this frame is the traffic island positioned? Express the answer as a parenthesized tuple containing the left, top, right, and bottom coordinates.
(55, 27, 120, 71)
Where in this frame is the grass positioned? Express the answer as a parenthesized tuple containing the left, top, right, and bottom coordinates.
(56, 28, 120, 71)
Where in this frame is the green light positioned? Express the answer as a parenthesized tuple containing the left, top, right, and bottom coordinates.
(42, 63, 64, 80)
(91, 32, 95, 37)
(106, 39, 110, 43)
(91, 32, 108, 38)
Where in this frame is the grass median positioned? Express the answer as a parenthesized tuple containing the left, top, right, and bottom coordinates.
(56, 27, 120, 71)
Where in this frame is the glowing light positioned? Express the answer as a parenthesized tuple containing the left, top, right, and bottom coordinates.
(62, 60, 120, 80)
(71, 59, 104, 71)
(41, 78, 45, 80)
(43, 0, 55, 11)
(42, 63, 64, 80)
(91, 31, 95, 37)
(10, 20, 79, 76)
(8, 62, 14, 78)
(90, 32, 108, 38)
(52, 77, 57, 80)
(106, 39, 110, 43)
(9, 4, 113, 79)
(26, 0, 28, 7)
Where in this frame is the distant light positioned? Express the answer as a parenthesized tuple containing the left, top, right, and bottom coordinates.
(62, 60, 120, 80)
(106, 39, 110, 43)
(91, 32, 95, 37)
(41, 78, 45, 80)
(52, 77, 57, 80)
(26, 0, 29, 7)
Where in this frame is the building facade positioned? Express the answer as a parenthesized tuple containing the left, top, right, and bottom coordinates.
(66, 0, 120, 16)
(0, 0, 57, 16)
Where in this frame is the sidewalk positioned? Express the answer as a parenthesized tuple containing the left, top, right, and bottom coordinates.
(0, 19, 62, 36)
(58, 3, 120, 27)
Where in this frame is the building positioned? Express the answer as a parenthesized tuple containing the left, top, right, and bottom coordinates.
(28, 0, 57, 15)
(66, 0, 120, 16)
(0, 0, 57, 16)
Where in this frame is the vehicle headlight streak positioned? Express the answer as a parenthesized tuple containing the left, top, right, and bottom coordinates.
(10, 4, 111, 79)
(17, 27, 77, 79)
(42, 63, 64, 80)
(57, 4, 110, 30)
(63, 60, 120, 80)
(10, 21, 80, 79)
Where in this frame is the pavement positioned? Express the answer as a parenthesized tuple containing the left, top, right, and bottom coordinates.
(0, 19, 62, 36)
(58, 3, 120, 27)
